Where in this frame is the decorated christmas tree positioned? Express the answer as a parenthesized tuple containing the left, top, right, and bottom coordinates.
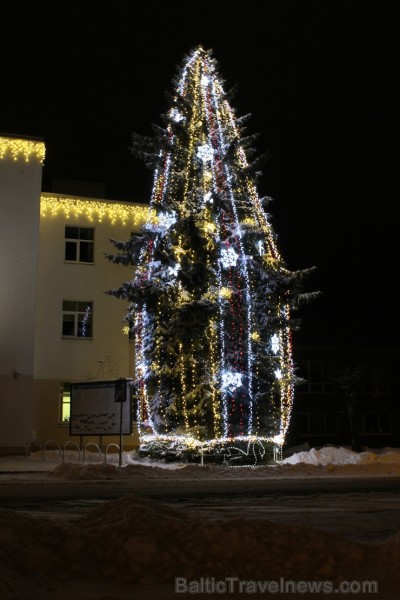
(108, 47, 314, 458)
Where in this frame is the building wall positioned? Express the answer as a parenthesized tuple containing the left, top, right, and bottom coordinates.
(287, 346, 400, 450)
(0, 135, 45, 454)
(32, 194, 149, 450)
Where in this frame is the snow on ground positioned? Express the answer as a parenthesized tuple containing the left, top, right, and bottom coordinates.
(2, 493, 400, 599)
(282, 445, 400, 466)
(43, 444, 400, 479)
(1, 446, 400, 599)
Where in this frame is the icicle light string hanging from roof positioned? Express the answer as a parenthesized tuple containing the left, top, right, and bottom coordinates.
(0, 136, 45, 163)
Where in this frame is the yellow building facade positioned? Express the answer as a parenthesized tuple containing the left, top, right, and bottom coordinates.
(0, 134, 148, 455)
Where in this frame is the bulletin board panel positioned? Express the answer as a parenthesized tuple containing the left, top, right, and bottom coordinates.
(69, 379, 133, 436)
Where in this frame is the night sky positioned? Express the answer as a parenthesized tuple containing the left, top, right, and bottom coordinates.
(2, 1, 399, 349)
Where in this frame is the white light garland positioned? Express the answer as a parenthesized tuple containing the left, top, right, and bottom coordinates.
(208, 78, 255, 434)
(81, 305, 92, 337)
(136, 361, 149, 379)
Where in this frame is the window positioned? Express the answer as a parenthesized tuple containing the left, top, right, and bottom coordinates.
(65, 226, 94, 263)
(356, 412, 392, 435)
(60, 382, 71, 422)
(297, 360, 334, 393)
(367, 364, 390, 395)
(62, 301, 93, 338)
(297, 412, 338, 435)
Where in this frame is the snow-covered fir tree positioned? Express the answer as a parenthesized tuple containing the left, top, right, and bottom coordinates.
(108, 47, 315, 450)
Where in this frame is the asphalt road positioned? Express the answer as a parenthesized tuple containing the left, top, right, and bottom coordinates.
(1, 474, 400, 544)
(1, 473, 400, 501)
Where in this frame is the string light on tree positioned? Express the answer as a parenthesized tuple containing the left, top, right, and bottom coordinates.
(257, 240, 264, 255)
(108, 46, 315, 458)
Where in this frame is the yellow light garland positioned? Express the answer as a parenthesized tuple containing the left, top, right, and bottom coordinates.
(40, 195, 154, 226)
(0, 136, 45, 164)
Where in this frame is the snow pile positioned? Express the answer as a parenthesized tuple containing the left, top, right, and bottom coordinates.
(46, 445, 400, 480)
(1, 495, 399, 599)
(283, 446, 400, 466)
(49, 462, 239, 480)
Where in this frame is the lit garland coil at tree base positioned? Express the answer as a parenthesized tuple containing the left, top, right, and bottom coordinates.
(139, 433, 283, 466)
(108, 47, 315, 455)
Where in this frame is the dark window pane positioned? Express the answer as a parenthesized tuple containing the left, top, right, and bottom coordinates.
(79, 241, 93, 262)
(62, 300, 77, 311)
(296, 360, 308, 378)
(365, 413, 379, 433)
(65, 241, 77, 261)
(77, 302, 92, 312)
(379, 413, 391, 433)
(62, 314, 75, 336)
(377, 383, 390, 394)
(79, 227, 94, 240)
(310, 383, 323, 392)
(309, 361, 323, 382)
(297, 413, 309, 434)
(309, 413, 325, 434)
(326, 413, 338, 434)
(65, 226, 79, 239)
(355, 412, 364, 432)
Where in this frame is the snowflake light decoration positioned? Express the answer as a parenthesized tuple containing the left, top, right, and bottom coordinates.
(221, 371, 243, 391)
(220, 246, 239, 268)
(197, 143, 213, 163)
(170, 108, 185, 123)
(158, 211, 177, 229)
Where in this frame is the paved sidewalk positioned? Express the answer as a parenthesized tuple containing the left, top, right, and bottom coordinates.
(0, 455, 60, 473)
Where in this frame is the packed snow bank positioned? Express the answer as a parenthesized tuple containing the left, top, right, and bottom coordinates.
(47, 445, 400, 480)
(1, 495, 399, 599)
(283, 446, 400, 466)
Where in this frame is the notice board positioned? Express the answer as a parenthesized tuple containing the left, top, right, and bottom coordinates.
(69, 379, 133, 436)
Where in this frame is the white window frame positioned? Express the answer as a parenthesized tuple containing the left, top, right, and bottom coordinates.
(65, 226, 94, 263)
(62, 300, 93, 338)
